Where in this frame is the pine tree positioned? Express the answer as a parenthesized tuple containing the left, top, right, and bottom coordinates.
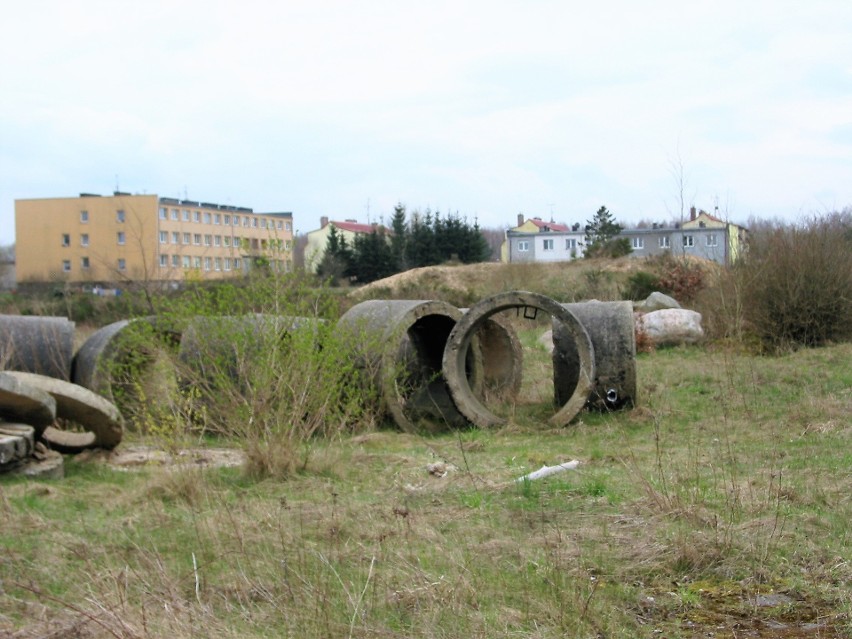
(584, 206, 631, 258)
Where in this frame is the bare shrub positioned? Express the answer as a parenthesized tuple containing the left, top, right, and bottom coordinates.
(738, 211, 852, 351)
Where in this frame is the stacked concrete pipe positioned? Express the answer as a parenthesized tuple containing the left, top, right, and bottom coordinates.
(337, 300, 473, 434)
(0, 315, 75, 380)
(444, 291, 596, 428)
(552, 301, 637, 411)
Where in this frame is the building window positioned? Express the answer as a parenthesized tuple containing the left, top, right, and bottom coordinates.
(182, 209, 190, 222)
(658, 236, 671, 249)
(81, 233, 89, 247)
(285, 240, 292, 250)
(203, 212, 212, 224)
(171, 231, 180, 244)
(171, 208, 179, 221)
(214, 213, 221, 225)
(565, 238, 576, 250)
(204, 257, 212, 271)
(193, 256, 202, 269)
(214, 257, 222, 271)
(223, 236, 231, 247)
(183, 232, 191, 244)
(159, 231, 168, 244)
(61, 234, 70, 247)
(518, 240, 529, 252)
(632, 237, 644, 249)
(116, 209, 125, 223)
(193, 233, 201, 246)
(159, 207, 167, 220)
(182, 255, 191, 268)
(80, 210, 89, 223)
(224, 215, 231, 225)
(683, 235, 694, 248)
(234, 258, 242, 270)
(214, 235, 222, 247)
(260, 219, 267, 229)
(118, 258, 126, 271)
(62, 260, 71, 272)
(224, 257, 231, 271)
(204, 234, 212, 247)
(277, 221, 283, 230)
(285, 221, 291, 231)
(159, 254, 168, 268)
(706, 234, 718, 247)
(233, 215, 240, 226)
(81, 256, 89, 269)
(117, 232, 126, 245)
(172, 254, 180, 267)
(193, 211, 201, 223)
(543, 239, 554, 250)
(251, 218, 258, 228)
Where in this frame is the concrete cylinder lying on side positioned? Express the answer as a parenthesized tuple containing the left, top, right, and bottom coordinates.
(553, 301, 637, 411)
(178, 314, 324, 381)
(337, 300, 472, 434)
(444, 291, 595, 428)
(0, 315, 75, 381)
(460, 309, 523, 403)
(72, 317, 183, 429)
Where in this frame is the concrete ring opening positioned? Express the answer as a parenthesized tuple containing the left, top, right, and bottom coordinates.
(443, 291, 595, 428)
(337, 300, 477, 434)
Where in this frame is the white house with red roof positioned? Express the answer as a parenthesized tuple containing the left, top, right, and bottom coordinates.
(304, 216, 381, 272)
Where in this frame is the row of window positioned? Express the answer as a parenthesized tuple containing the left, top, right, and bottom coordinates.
(62, 257, 124, 272)
(61, 232, 291, 251)
(77, 208, 292, 233)
(158, 254, 242, 272)
(157, 207, 291, 232)
(516, 234, 718, 252)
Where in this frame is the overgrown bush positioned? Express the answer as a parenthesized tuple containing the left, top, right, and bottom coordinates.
(624, 270, 661, 301)
(114, 272, 382, 477)
(738, 212, 852, 351)
(653, 254, 706, 303)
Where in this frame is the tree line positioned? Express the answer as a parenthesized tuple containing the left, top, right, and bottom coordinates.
(317, 204, 491, 284)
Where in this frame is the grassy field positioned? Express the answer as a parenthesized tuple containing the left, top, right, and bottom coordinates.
(2, 335, 850, 638)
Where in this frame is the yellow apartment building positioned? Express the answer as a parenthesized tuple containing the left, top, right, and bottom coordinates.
(15, 192, 294, 285)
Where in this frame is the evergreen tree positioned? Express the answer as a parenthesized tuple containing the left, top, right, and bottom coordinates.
(390, 203, 408, 271)
(584, 206, 631, 258)
(316, 225, 351, 285)
(348, 229, 396, 284)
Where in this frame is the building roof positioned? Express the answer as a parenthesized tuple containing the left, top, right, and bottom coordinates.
(332, 220, 379, 234)
(527, 218, 570, 232)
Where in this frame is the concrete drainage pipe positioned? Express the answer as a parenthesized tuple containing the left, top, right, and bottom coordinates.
(553, 301, 637, 411)
(444, 291, 595, 428)
(0, 315, 75, 381)
(337, 300, 474, 434)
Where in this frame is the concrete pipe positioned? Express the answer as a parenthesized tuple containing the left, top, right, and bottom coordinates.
(337, 300, 473, 434)
(444, 291, 595, 428)
(460, 309, 523, 403)
(0, 315, 75, 380)
(72, 317, 183, 429)
(0, 371, 57, 435)
(178, 314, 323, 384)
(553, 301, 637, 411)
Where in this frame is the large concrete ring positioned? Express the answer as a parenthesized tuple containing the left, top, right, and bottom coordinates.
(0, 315, 75, 381)
(337, 300, 474, 434)
(0, 372, 57, 435)
(443, 291, 595, 427)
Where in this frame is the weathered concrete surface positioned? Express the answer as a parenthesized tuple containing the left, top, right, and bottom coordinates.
(460, 310, 523, 403)
(4, 371, 123, 450)
(0, 423, 35, 469)
(71, 317, 183, 425)
(554, 301, 637, 411)
(444, 291, 595, 428)
(15, 442, 64, 479)
(635, 291, 681, 313)
(338, 300, 471, 433)
(636, 309, 704, 346)
(0, 315, 75, 380)
(0, 372, 57, 434)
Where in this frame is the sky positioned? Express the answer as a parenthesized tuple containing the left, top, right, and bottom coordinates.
(2, 0, 852, 246)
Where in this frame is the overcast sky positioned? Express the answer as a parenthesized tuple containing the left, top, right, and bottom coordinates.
(3, 0, 851, 245)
